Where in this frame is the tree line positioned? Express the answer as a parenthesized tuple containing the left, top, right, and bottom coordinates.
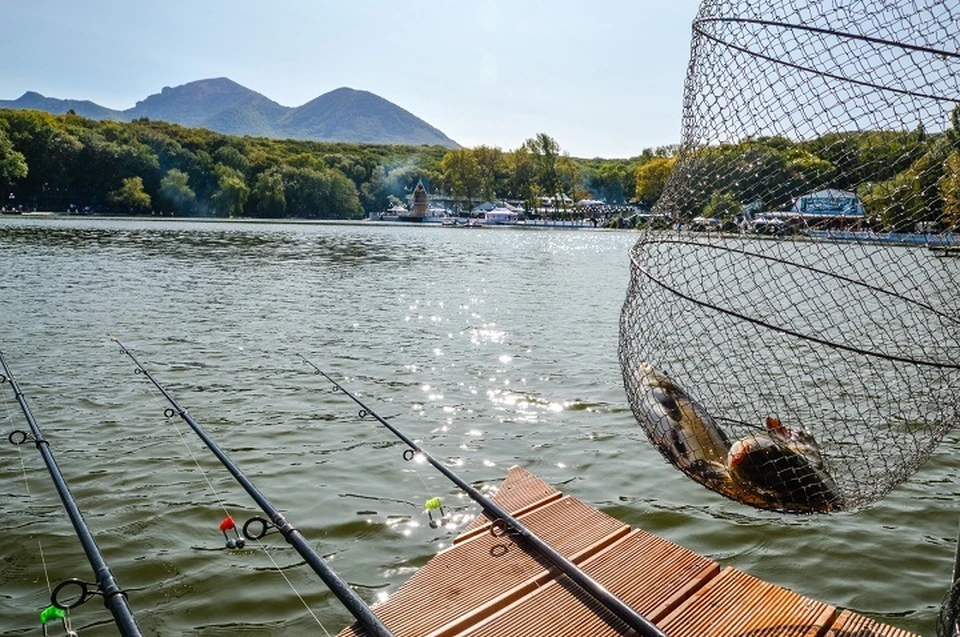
(642, 106, 960, 232)
(0, 106, 957, 230)
(0, 109, 670, 219)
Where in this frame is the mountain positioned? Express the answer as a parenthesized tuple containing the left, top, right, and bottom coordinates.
(0, 78, 459, 148)
(127, 78, 287, 134)
(3, 91, 125, 121)
(281, 87, 455, 146)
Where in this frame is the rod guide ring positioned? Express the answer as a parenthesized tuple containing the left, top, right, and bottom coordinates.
(242, 516, 271, 540)
(8, 430, 31, 445)
(51, 578, 99, 610)
(490, 519, 515, 537)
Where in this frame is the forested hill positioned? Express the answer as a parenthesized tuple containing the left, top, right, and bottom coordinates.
(0, 78, 460, 148)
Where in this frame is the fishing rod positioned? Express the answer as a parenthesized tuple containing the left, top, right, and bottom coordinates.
(111, 338, 394, 637)
(0, 351, 142, 637)
(301, 357, 669, 637)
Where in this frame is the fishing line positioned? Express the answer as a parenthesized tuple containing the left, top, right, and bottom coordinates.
(0, 352, 141, 637)
(127, 347, 332, 636)
(112, 338, 391, 637)
(3, 388, 76, 636)
(11, 443, 78, 636)
(367, 392, 451, 530)
(301, 357, 669, 637)
(313, 367, 453, 531)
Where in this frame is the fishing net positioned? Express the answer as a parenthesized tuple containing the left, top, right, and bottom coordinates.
(939, 578, 960, 637)
(620, 0, 960, 516)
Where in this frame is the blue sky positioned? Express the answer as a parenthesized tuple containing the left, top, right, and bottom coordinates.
(2, 1, 701, 158)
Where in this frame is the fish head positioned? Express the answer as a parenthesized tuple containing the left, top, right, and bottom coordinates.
(635, 361, 668, 390)
(728, 433, 842, 513)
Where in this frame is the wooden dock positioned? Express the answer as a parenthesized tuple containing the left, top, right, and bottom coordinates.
(339, 466, 916, 637)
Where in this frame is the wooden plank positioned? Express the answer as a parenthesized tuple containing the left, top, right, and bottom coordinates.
(338, 467, 921, 637)
(455, 465, 562, 543)
(456, 529, 719, 636)
(659, 567, 835, 637)
(824, 609, 918, 637)
(338, 495, 628, 637)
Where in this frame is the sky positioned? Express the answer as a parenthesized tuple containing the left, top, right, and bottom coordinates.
(2, 1, 701, 159)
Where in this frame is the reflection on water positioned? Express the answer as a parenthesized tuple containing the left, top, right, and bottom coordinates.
(0, 217, 957, 635)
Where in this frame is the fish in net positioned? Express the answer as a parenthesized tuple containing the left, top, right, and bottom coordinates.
(620, 0, 960, 517)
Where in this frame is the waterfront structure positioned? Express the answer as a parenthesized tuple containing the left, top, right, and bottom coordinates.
(338, 467, 916, 637)
(401, 180, 428, 221)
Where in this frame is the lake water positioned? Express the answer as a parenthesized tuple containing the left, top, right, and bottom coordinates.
(0, 216, 957, 636)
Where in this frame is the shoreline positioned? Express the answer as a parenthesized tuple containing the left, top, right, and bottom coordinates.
(3, 214, 957, 248)
(1, 212, 619, 231)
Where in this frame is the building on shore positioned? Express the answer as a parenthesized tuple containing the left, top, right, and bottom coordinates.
(764, 189, 867, 230)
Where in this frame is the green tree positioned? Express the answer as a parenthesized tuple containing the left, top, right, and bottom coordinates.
(556, 154, 580, 211)
(472, 145, 505, 202)
(939, 152, 960, 230)
(0, 124, 28, 193)
(3, 110, 83, 208)
(214, 144, 251, 173)
(504, 146, 538, 212)
(785, 151, 837, 196)
(942, 106, 960, 229)
(281, 165, 362, 219)
(253, 168, 286, 217)
(949, 105, 960, 152)
(861, 137, 951, 231)
(861, 177, 913, 231)
(586, 161, 631, 203)
(360, 161, 425, 213)
(525, 133, 562, 214)
(211, 164, 249, 217)
(703, 190, 741, 222)
(108, 176, 151, 213)
(440, 149, 480, 211)
(320, 167, 364, 218)
(158, 168, 196, 214)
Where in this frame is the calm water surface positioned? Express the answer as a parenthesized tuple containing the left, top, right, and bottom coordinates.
(0, 217, 957, 636)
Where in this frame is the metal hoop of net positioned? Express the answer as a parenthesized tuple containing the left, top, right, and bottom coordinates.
(620, 0, 960, 515)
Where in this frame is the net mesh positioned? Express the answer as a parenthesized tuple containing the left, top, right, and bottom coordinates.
(939, 577, 960, 637)
(620, 0, 960, 516)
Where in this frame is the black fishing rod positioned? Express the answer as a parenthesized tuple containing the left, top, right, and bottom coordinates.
(301, 357, 669, 637)
(111, 338, 393, 637)
(0, 351, 142, 637)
